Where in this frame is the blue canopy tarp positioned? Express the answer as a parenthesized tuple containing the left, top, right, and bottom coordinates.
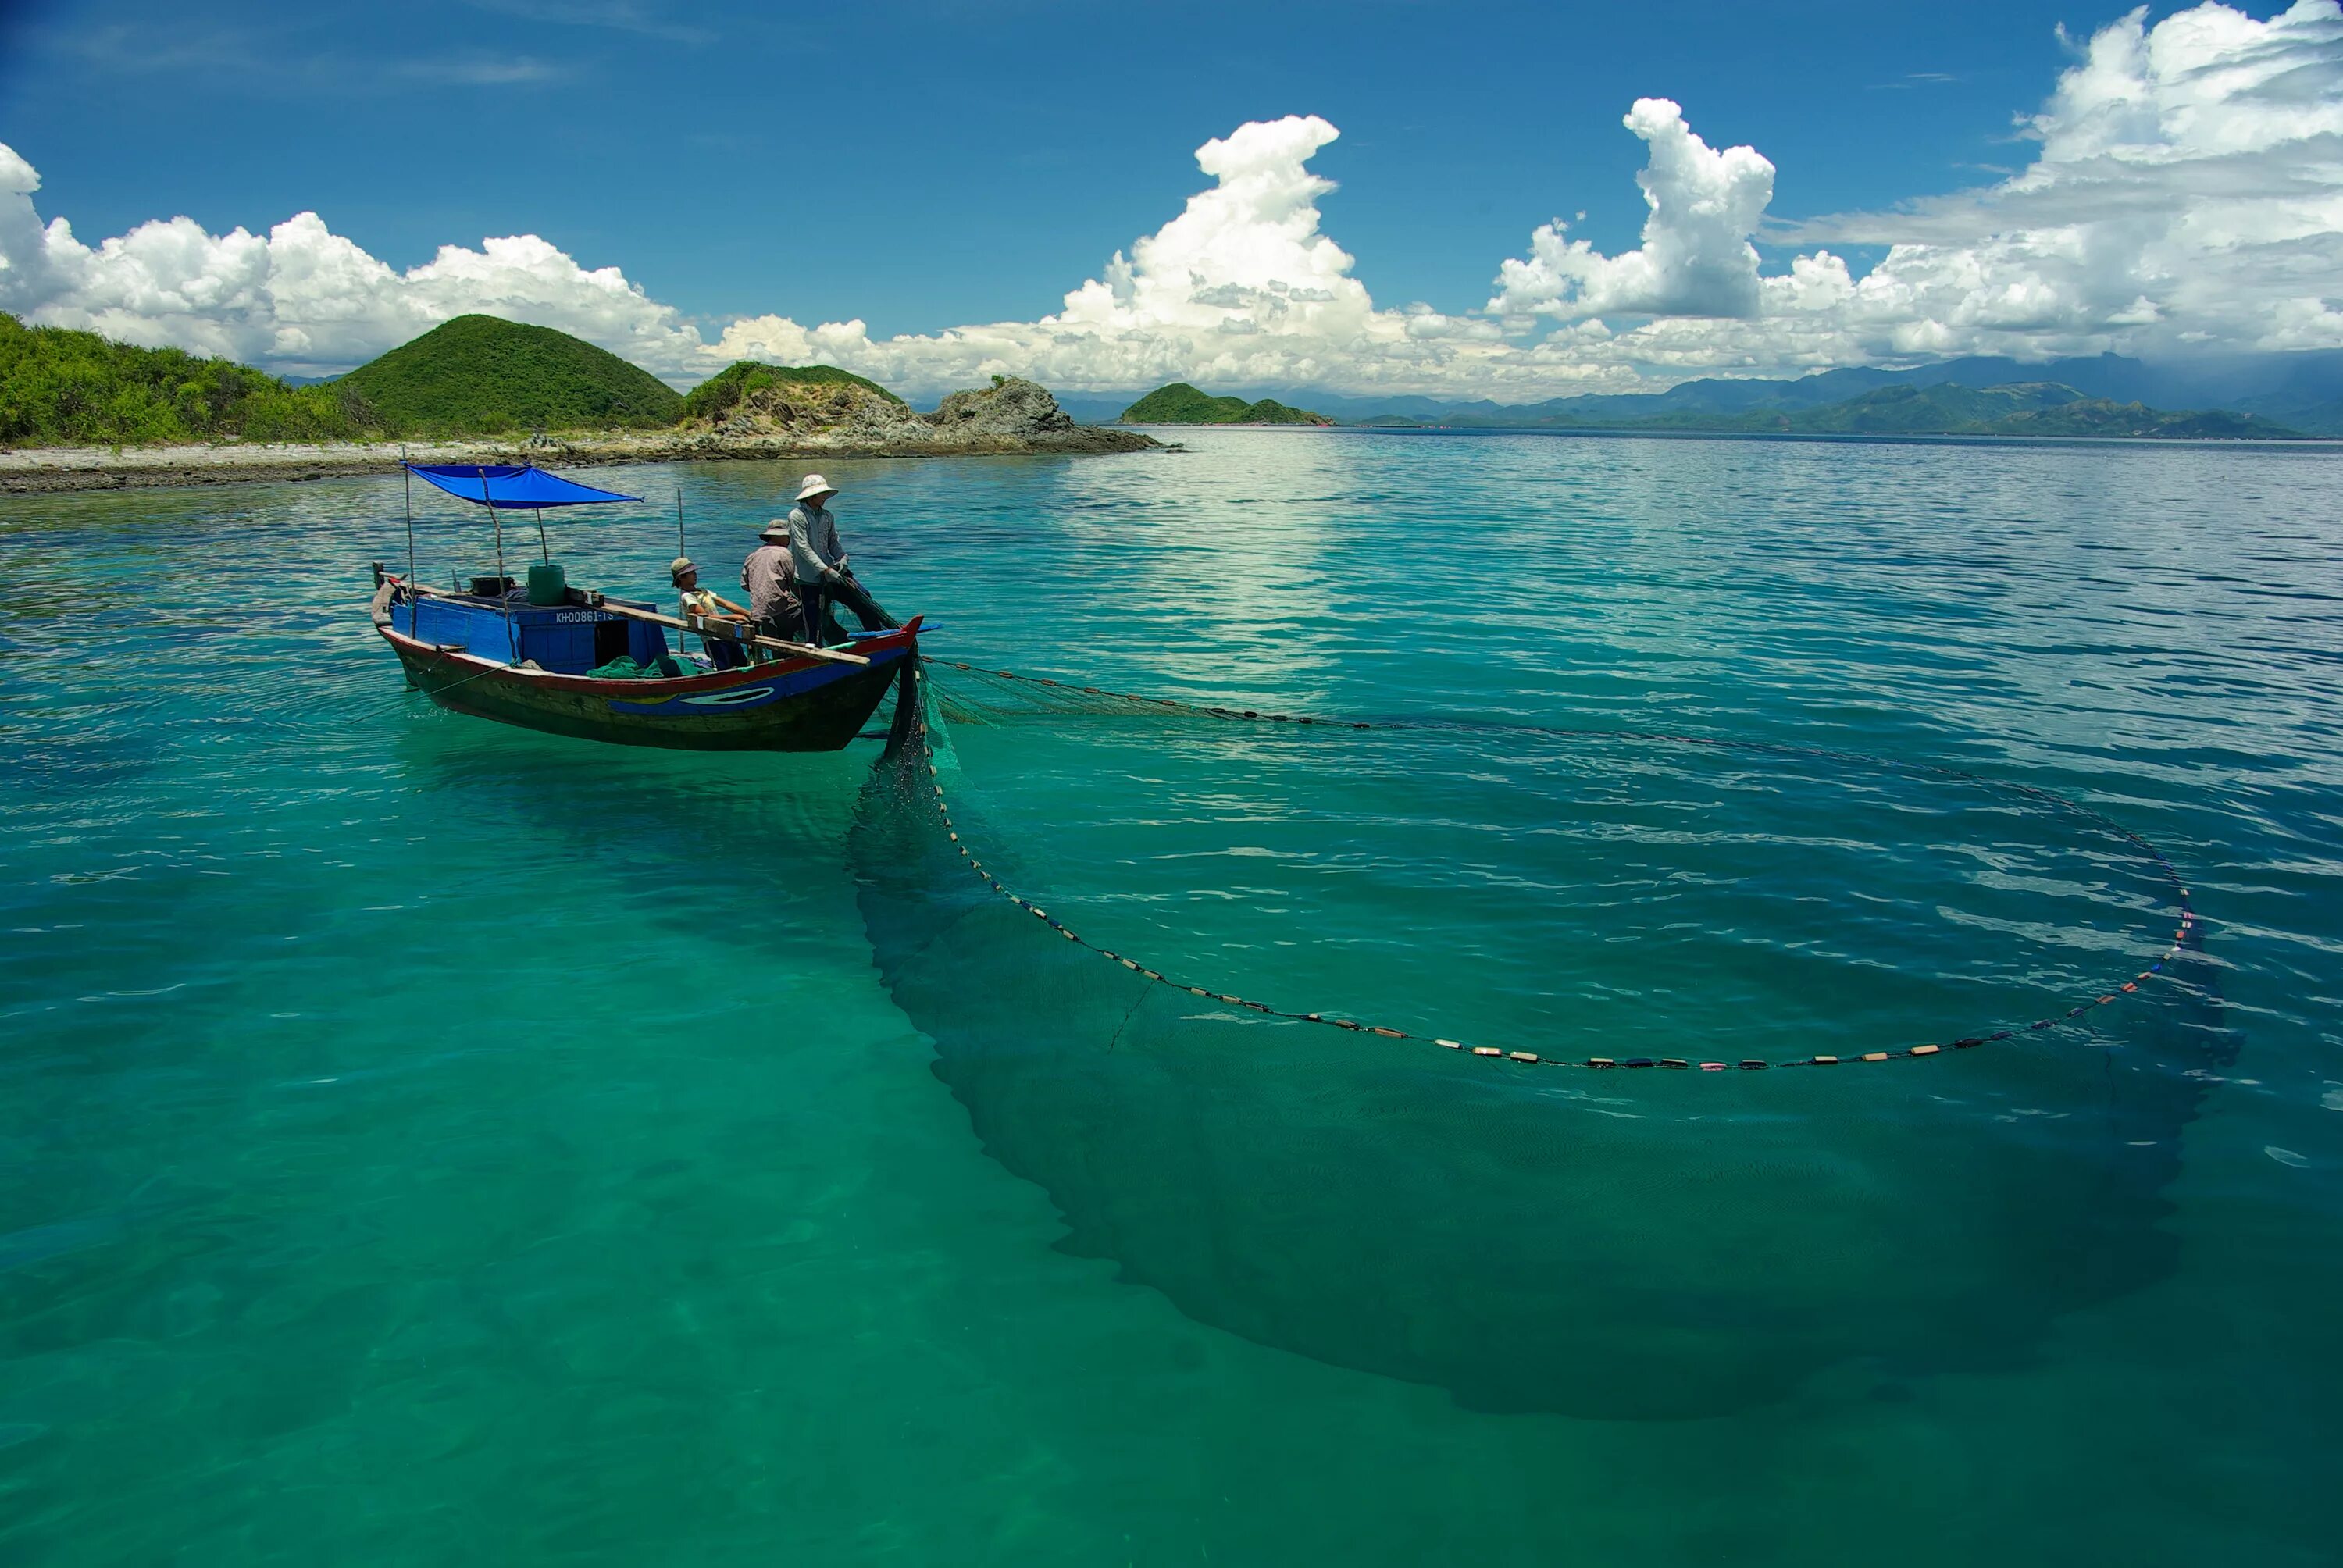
(406, 463, 641, 510)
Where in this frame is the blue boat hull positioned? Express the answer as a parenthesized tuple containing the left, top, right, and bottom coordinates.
(375, 601, 919, 752)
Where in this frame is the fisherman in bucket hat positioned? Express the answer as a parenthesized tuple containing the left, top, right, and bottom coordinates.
(740, 523, 803, 659)
(778, 473, 897, 646)
(672, 555, 753, 669)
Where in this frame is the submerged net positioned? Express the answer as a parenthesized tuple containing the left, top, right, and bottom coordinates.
(922, 658, 2195, 1067)
(852, 659, 2224, 1418)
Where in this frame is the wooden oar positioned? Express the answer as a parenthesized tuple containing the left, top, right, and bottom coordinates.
(597, 600, 872, 668)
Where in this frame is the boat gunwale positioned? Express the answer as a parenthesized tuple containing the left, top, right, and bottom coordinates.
(374, 621, 916, 700)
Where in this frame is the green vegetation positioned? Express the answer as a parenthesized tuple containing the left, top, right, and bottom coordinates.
(1119, 382, 1329, 425)
(680, 359, 906, 422)
(1993, 401, 2296, 440)
(1749, 381, 2083, 433)
(337, 315, 683, 434)
(0, 313, 388, 447)
(0, 315, 908, 449)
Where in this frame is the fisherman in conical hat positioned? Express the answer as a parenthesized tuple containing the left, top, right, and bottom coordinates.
(782, 473, 897, 646)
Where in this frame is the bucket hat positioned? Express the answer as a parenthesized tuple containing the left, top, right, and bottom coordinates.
(669, 556, 697, 584)
(758, 519, 791, 543)
(794, 473, 836, 503)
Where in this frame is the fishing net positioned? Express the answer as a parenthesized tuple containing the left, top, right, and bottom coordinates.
(583, 653, 692, 680)
(851, 660, 2223, 1419)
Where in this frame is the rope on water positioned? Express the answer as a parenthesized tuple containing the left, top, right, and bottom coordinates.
(909, 659, 2199, 1074)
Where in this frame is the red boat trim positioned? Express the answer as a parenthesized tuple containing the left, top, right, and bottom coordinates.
(376, 623, 915, 697)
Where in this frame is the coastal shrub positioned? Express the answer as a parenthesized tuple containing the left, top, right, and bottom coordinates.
(0, 314, 389, 447)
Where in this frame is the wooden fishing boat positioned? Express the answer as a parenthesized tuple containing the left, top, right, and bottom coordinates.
(369, 462, 919, 752)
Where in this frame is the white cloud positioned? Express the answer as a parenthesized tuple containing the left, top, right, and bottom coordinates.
(4, 1, 2341, 400)
(708, 114, 1477, 396)
(0, 187, 711, 378)
(1747, 0, 2343, 363)
(1489, 98, 1777, 321)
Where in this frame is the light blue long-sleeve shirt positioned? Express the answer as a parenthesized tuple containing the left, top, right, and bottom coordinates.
(786, 504, 845, 585)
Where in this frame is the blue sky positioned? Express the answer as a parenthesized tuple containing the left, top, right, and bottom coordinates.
(3, 1, 2338, 397)
(1, 0, 2157, 331)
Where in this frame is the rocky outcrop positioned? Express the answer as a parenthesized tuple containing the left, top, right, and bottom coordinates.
(925, 376, 1154, 451)
(701, 377, 936, 447)
(678, 373, 1158, 456)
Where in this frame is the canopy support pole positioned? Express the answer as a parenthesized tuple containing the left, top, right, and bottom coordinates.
(535, 507, 550, 564)
(483, 469, 516, 665)
(401, 451, 416, 638)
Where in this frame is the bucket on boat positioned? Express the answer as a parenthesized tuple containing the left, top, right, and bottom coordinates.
(526, 562, 568, 605)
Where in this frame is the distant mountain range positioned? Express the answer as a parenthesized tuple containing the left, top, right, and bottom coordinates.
(1550, 380, 2299, 440)
(1061, 351, 2343, 437)
(19, 316, 2338, 448)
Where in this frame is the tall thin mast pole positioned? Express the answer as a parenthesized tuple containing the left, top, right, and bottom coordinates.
(401, 449, 416, 636)
(535, 507, 549, 564)
(483, 468, 515, 665)
(676, 490, 685, 556)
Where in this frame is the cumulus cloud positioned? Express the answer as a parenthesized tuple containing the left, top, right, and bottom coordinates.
(1471, 0, 2343, 376)
(0, 174, 711, 377)
(1489, 99, 1776, 321)
(4, 1, 2341, 399)
(1767, 0, 2343, 358)
(704, 114, 1507, 396)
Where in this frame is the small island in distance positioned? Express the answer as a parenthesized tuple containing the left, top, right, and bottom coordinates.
(1119, 383, 1331, 426)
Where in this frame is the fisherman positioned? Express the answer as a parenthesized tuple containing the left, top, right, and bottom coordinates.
(740, 522, 803, 657)
(781, 473, 896, 645)
(672, 556, 752, 670)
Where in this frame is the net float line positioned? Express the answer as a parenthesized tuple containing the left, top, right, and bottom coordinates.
(912, 661, 2198, 1073)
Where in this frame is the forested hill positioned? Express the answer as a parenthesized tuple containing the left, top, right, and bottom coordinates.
(0, 314, 387, 447)
(1119, 383, 1329, 425)
(337, 315, 683, 433)
(0, 313, 696, 447)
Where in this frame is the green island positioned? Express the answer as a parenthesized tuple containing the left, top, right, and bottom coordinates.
(0, 315, 1159, 491)
(1119, 382, 1330, 426)
(0, 315, 1158, 491)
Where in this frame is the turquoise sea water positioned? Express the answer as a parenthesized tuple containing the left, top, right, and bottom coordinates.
(2, 430, 2338, 1563)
